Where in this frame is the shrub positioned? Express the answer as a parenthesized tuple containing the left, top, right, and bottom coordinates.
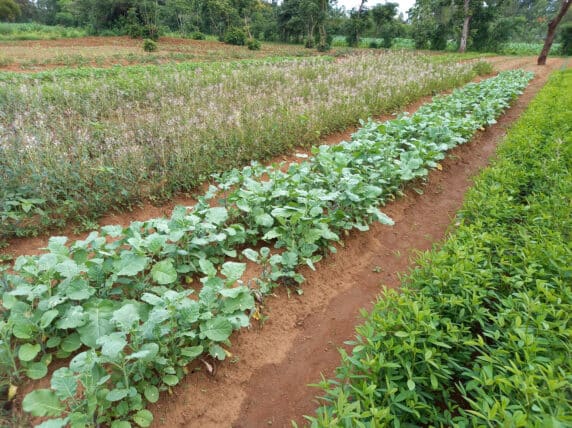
(142, 24, 159, 41)
(142, 38, 157, 52)
(472, 61, 493, 76)
(316, 43, 330, 52)
(224, 27, 247, 46)
(247, 37, 261, 50)
(190, 31, 205, 40)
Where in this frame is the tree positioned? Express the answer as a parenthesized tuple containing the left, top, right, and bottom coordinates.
(410, 0, 454, 50)
(14, 0, 35, 21)
(346, 0, 368, 47)
(538, 0, 572, 64)
(370, 2, 398, 48)
(277, 0, 329, 47)
(0, 0, 21, 21)
(459, 0, 470, 52)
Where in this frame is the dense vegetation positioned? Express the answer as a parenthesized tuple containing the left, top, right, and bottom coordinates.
(0, 70, 532, 427)
(1, 0, 570, 53)
(307, 69, 572, 426)
(0, 52, 485, 243)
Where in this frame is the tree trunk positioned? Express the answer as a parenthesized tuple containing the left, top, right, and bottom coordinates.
(538, 0, 571, 65)
(459, 0, 471, 53)
(355, 0, 367, 47)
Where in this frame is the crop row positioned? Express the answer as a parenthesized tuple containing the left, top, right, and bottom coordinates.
(0, 52, 487, 242)
(306, 70, 571, 426)
(0, 70, 532, 427)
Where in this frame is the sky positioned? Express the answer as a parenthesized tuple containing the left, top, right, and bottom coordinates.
(334, 0, 416, 16)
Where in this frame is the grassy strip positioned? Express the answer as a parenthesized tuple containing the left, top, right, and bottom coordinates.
(306, 69, 572, 426)
(0, 70, 531, 428)
(0, 52, 487, 243)
(0, 23, 86, 41)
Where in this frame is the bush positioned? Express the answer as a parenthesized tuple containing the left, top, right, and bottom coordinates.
(189, 31, 205, 40)
(142, 24, 159, 41)
(127, 23, 143, 38)
(316, 43, 330, 52)
(559, 23, 572, 56)
(368, 40, 379, 49)
(246, 37, 261, 50)
(142, 38, 157, 52)
(224, 27, 246, 46)
(472, 61, 493, 76)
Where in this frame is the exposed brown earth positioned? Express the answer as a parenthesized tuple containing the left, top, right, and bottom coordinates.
(4, 56, 566, 428)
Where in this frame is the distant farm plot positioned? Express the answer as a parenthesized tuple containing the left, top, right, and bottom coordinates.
(0, 36, 325, 71)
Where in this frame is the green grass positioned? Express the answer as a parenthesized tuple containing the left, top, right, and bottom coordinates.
(306, 69, 572, 426)
(498, 42, 563, 56)
(0, 52, 488, 243)
(0, 23, 86, 41)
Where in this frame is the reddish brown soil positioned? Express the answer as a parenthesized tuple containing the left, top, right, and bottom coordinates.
(0, 36, 317, 72)
(5, 56, 565, 427)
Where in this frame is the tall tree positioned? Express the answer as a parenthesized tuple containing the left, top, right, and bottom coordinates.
(277, 0, 329, 46)
(346, 0, 368, 46)
(370, 2, 398, 48)
(538, 0, 572, 64)
(0, 0, 21, 21)
(459, 0, 470, 52)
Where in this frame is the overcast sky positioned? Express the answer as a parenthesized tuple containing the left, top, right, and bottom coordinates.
(334, 0, 416, 16)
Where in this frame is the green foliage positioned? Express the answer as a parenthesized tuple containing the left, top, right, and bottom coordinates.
(559, 23, 572, 56)
(189, 31, 205, 40)
(498, 42, 564, 56)
(224, 27, 247, 46)
(142, 38, 157, 52)
(0, 0, 19, 22)
(306, 70, 572, 426)
(247, 37, 261, 50)
(126, 7, 143, 39)
(142, 25, 159, 41)
(1, 69, 532, 426)
(471, 60, 493, 75)
(0, 23, 86, 41)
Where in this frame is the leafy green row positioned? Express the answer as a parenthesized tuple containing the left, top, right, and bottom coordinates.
(306, 70, 572, 426)
(0, 70, 532, 427)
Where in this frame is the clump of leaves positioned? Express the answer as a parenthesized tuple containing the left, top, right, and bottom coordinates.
(224, 27, 246, 46)
(247, 38, 261, 51)
(142, 39, 157, 52)
(189, 31, 205, 40)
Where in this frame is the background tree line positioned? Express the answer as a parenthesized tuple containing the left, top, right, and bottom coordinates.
(1, 0, 570, 54)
